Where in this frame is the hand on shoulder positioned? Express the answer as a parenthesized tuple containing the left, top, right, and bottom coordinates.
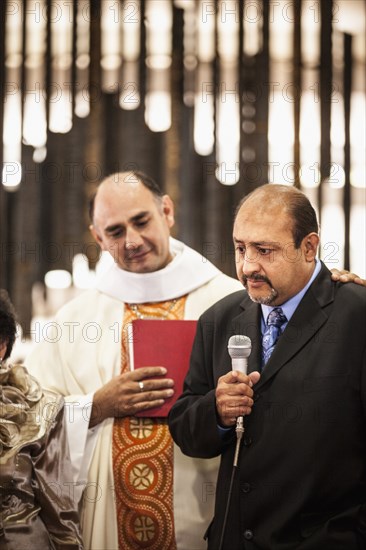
(330, 268, 366, 286)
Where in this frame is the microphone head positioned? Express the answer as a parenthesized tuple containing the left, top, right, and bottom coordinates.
(227, 335, 252, 359)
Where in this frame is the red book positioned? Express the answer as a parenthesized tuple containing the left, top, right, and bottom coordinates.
(128, 319, 197, 417)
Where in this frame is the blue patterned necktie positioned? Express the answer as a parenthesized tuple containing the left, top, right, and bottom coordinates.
(262, 307, 287, 366)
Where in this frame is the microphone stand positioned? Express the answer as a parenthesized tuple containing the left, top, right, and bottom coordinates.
(218, 416, 244, 550)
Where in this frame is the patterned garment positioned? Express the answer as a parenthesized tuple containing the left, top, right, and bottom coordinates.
(113, 297, 187, 550)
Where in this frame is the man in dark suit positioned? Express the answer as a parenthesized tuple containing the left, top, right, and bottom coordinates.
(169, 184, 366, 549)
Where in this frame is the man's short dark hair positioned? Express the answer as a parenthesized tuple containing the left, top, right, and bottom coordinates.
(235, 184, 319, 248)
(285, 188, 319, 247)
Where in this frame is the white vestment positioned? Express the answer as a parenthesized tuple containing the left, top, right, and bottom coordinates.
(25, 239, 242, 550)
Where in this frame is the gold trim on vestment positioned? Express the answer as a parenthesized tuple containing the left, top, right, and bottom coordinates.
(112, 297, 187, 550)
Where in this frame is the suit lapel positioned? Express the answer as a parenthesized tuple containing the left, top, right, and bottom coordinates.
(256, 263, 335, 388)
(229, 297, 262, 375)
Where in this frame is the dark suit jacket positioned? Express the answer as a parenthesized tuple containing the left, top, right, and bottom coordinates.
(169, 263, 366, 549)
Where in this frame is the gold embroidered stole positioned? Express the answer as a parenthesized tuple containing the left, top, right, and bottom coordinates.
(113, 297, 187, 550)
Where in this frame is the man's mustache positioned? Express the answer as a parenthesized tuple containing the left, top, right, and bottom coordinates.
(243, 273, 272, 287)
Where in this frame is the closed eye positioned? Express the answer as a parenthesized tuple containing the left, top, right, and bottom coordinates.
(105, 225, 125, 238)
(109, 230, 124, 238)
(134, 219, 148, 228)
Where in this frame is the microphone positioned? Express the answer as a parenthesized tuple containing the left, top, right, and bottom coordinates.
(219, 336, 253, 550)
(227, 335, 252, 465)
(228, 334, 252, 374)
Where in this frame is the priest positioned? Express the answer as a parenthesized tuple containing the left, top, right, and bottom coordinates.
(25, 171, 241, 550)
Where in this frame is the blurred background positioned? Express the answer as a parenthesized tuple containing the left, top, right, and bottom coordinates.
(0, 0, 365, 347)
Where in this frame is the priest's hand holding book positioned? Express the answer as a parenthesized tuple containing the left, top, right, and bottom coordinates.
(89, 367, 175, 427)
(89, 318, 197, 426)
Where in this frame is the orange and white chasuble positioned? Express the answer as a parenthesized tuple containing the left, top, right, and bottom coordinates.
(113, 297, 187, 550)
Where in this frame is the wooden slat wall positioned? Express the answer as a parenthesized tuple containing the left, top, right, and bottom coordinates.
(0, 0, 362, 331)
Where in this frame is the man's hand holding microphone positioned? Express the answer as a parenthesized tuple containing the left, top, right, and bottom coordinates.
(215, 335, 260, 428)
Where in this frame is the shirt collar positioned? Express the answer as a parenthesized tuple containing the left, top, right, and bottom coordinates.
(261, 258, 321, 326)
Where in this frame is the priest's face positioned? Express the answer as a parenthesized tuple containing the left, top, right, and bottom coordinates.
(90, 178, 175, 273)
